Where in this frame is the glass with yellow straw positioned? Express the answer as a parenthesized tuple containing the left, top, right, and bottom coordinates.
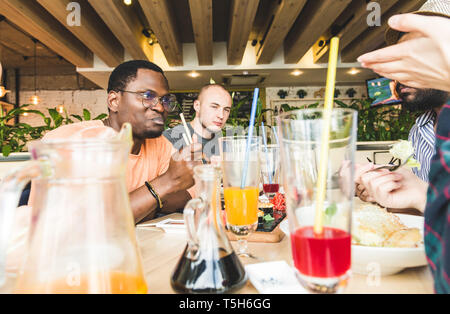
(277, 38, 358, 293)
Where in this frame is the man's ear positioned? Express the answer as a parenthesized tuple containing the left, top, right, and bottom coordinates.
(193, 99, 201, 113)
(107, 91, 120, 113)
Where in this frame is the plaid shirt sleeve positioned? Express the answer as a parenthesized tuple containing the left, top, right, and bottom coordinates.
(425, 104, 450, 294)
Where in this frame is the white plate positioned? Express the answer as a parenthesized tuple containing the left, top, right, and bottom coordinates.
(279, 214, 427, 276)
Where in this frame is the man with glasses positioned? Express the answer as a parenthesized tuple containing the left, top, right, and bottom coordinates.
(33, 60, 200, 223)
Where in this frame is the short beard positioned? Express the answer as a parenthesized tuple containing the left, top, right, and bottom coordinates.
(396, 84, 448, 112)
(136, 128, 163, 140)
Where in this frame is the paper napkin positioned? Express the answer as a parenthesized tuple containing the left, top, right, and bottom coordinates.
(245, 260, 309, 294)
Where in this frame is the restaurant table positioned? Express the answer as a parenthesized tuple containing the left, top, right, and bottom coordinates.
(137, 213, 434, 294)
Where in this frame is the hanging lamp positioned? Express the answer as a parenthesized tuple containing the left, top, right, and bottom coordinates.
(29, 38, 39, 105)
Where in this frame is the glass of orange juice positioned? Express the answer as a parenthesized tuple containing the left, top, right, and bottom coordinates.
(219, 136, 261, 259)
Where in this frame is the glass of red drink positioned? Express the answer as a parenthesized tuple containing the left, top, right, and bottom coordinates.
(259, 144, 280, 201)
(277, 108, 357, 293)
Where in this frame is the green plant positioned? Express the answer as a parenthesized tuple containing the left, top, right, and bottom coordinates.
(266, 99, 418, 142)
(346, 88, 357, 98)
(45, 107, 107, 129)
(334, 99, 420, 142)
(164, 102, 184, 129)
(296, 89, 307, 99)
(0, 104, 108, 156)
(0, 104, 49, 156)
(223, 95, 273, 134)
(277, 89, 288, 99)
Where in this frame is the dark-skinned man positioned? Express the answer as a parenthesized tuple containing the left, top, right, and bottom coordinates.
(30, 60, 200, 223)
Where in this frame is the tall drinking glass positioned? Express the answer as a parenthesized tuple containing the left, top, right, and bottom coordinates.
(277, 108, 357, 294)
(219, 136, 261, 259)
(259, 144, 280, 201)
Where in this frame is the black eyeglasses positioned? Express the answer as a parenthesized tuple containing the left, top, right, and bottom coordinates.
(117, 90, 178, 112)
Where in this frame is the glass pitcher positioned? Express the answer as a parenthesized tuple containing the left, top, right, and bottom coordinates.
(0, 123, 148, 293)
(171, 165, 247, 294)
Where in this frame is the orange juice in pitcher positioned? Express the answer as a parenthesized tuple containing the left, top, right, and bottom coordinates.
(15, 271, 148, 294)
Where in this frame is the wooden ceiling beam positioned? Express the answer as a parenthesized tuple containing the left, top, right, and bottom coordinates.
(37, 0, 123, 68)
(0, 0, 93, 68)
(314, 0, 401, 63)
(0, 21, 34, 56)
(188, 0, 213, 65)
(314, 0, 399, 63)
(88, 0, 153, 62)
(341, 0, 426, 63)
(138, 0, 183, 66)
(339, 0, 400, 52)
(255, 0, 307, 65)
(0, 44, 71, 69)
(227, 0, 260, 65)
(284, 0, 352, 64)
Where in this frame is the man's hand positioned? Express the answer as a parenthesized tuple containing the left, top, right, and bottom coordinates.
(359, 168, 428, 212)
(354, 163, 376, 202)
(130, 143, 202, 223)
(161, 143, 203, 193)
(358, 14, 450, 92)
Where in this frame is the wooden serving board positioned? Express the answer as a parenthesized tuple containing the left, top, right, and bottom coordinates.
(226, 223, 285, 243)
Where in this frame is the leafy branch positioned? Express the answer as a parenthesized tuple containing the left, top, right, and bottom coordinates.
(0, 104, 108, 156)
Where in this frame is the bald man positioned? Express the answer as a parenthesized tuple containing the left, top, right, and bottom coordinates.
(164, 84, 232, 159)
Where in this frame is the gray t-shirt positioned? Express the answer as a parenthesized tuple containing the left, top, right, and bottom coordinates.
(163, 123, 221, 158)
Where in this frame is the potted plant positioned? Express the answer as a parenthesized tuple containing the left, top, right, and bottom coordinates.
(334, 99, 419, 144)
(296, 89, 307, 99)
(277, 89, 288, 99)
(346, 88, 357, 98)
(334, 89, 341, 98)
(0, 104, 107, 157)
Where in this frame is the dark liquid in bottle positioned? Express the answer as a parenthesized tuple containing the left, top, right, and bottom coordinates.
(171, 246, 247, 294)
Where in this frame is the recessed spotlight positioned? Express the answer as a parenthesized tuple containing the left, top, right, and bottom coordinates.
(123, 0, 132, 5)
(348, 68, 360, 75)
(188, 71, 200, 78)
(291, 70, 303, 76)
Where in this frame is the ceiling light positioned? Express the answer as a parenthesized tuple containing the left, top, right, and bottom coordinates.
(188, 71, 200, 78)
(348, 68, 360, 75)
(30, 38, 41, 106)
(0, 86, 10, 98)
(291, 70, 303, 76)
(123, 0, 132, 5)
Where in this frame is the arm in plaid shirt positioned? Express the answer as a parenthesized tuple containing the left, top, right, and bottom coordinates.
(425, 103, 450, 294)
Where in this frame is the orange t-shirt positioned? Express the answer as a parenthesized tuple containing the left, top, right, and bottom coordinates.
(36, 120, 173, 193)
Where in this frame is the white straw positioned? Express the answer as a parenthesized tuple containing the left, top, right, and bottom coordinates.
(180, 113, 193, 144)
(182, 133, 190, 146)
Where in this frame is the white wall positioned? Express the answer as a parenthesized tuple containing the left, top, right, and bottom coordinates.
(265, 85, 368, 125)
(17, 90, 108, 127)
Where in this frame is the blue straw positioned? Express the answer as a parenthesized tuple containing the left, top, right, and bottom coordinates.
(261, 122, 272, 184)
(241, 88, 259, 189)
